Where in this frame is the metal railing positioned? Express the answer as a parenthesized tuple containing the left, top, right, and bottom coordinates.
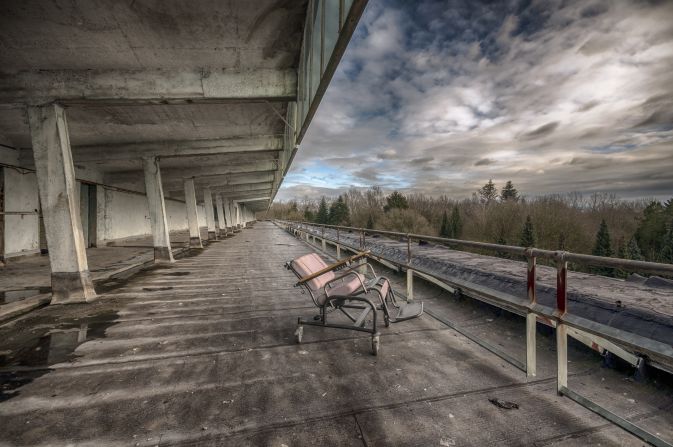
(277, 219, 673, 447)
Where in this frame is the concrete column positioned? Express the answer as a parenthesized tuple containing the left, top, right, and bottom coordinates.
(235, 203, 241, 229)
(183, 178, 203, 248)
(28, 104, 96, 304)
(223, 199, 233, 233)
(203, 188, 217, 240)
(142, 156, 174, 263)
(215, 194, 226, 237)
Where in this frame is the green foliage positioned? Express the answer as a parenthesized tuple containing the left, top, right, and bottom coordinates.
(557, 232, 567, 250)
(495, 232, 510, 258)
(450, 206, 462, 238)
(500, 180, 519, 202)
(384, 191, 409, 212)
(592, 219, 614, 276)
(439, 210, 450, 237)
(626, 236, 643, 261)
(328, 195, 350, 225)
(519, 215, 536, 247)
(635, 201, 668, 261)
(661, 219, 673, 264)
(303, 206, 314, 222)
(366, 214, 375, 229)
(478, 179, 498, 203)
(316, 197, 329, 224)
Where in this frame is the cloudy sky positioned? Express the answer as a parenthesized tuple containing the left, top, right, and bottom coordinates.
(277, 0, 673, 202)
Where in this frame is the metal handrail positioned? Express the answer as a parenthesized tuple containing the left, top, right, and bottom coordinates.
(280, 220, 673, 276)
(279, 219, 673, 447)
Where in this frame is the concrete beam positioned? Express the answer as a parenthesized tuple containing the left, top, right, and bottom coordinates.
(164, 172, 275, 191)
(0, 69, 297, 105)
(19, 135, 284, 165)
(28, 104, 96, 304)
(235, 197, 271, 203)
(106, 160, 278, 185)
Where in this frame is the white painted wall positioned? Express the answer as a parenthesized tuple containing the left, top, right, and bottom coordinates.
(166, 199, 189, 232)
(96, 188, 203, 243)
(3, 169, 40, 257)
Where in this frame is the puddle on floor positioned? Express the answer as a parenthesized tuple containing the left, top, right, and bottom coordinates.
(0, 287, 51, 304)
(0, 311, 119, 401)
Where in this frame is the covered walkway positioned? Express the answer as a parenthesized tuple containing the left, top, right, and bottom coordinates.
(1, 222, 670, 446)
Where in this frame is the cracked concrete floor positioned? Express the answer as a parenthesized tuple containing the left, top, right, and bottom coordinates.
(0, 222, 671, 446)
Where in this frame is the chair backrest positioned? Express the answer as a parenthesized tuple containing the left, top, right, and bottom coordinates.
(290, 253, 335, 305)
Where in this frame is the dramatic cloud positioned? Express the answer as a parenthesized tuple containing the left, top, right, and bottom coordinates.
(277, 0, 673, 202)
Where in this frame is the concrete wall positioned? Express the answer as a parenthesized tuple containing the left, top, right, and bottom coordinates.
(96, 187, 204, 242)
(3, 169, 40, 257)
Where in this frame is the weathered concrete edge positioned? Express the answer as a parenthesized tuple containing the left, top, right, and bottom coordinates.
(0, 246, 192, 324)
(0, 293, 52, 324)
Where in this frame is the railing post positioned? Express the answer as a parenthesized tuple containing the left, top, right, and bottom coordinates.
(526, 250, 537, 378)
(336, 228, 341, 258)
(556, 252, 568, 394)
(556, 254, 568, 315)
(406, 234, 411, 264)
(406, 268, 414, 302)
(321, 226, 326, 251)
(557, 322, 568, 394)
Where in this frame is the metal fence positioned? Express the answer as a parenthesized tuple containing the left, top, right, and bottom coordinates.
(277, 219, 673, 447)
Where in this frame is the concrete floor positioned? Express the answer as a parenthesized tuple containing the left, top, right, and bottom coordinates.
(0, 222, 671, 446)
(0, 229, 209, 295)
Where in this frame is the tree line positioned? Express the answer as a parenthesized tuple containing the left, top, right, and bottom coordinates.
(267, 181, 673, 273)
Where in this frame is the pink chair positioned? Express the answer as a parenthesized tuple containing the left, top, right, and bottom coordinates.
(286, 251, 423, 355)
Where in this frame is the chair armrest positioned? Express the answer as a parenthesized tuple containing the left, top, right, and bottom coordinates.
(335, 262, 377, 280)
(323, 270, 367, 295)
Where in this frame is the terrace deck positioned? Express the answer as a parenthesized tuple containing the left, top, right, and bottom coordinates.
(0, 222, 671, 446)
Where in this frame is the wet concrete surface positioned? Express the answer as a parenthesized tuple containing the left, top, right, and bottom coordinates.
(0, 229, 208, 292)
(0, 222, 670, 446)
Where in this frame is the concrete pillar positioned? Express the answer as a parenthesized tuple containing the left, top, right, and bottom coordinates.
(235, 203, 241, 229)
(223, 199, 233, 233)
(183, 178, 203, 248)
(142, 156, 174, 263)
(203, 188, 217, 241)
(215, 194, 226, 237)
(28, 104, 96, 304)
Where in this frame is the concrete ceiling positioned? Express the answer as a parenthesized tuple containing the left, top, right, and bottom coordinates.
(0, 0, 367, 210)
(0, 0, 308, 207)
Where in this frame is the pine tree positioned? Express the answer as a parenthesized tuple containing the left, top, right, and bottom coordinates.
(592, 219, 614, 276)
(316, 197, 329, 224)
(328, 195, 349, 225)
(366, 215, 375, 229)
(439, 210, 450, 237)
(626, 236, 643, 261)
(496, 233, 509, 258)
(519, 215, 536, 247)
(303, 206, 314, 222)
(478, 179, 498, 203)
(558, 232, 567, 250)
(661, 219, 673, 264)
(449, 206, 462, 238)
(500, 180, 519, 202)
(635, 201, 667, 261)
(384, 191, 408, 212)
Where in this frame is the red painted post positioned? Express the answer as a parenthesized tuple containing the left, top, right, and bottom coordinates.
(527, 251, 537, 304)
(556, 255, 568, 315)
